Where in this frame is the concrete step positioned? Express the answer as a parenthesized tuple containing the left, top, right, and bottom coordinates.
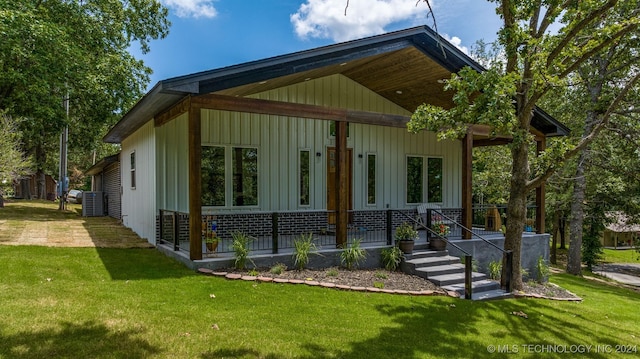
(415, 263, 465, 277)
(405, 255, 461, 267)
(470, 289, 514, 301)
(403, 250, 448, 260)
(442, 279, 501, 295)
(427, 272, 487, 286)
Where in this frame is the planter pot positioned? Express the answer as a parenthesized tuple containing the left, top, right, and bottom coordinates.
(429, 237, 447, 251)
(398, 240, 415, 255)
(206, 241, 219, 253)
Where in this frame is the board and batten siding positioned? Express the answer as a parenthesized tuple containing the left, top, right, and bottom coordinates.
(121, 120, 157, 242)
(104, 161, 121, 220)
(155, 113, 189, 213)
(196, 74, 461, 213)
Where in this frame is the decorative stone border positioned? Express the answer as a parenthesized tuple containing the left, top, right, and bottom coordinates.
(197, 268, 458, 298)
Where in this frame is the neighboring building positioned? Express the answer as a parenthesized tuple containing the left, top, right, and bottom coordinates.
(85, 153, 122, 220)
(601, 212, 640, 248)
(103, 26, 568, 260)
(13, 174, 57, 200)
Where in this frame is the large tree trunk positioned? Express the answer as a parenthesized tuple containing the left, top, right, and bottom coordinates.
(559, 215, 566, 249)
(501, 136, 529, 291)
(551, 210, 560, 264)
(567, 148, 588, 275)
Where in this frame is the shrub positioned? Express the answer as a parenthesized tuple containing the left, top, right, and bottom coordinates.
(270, 263, 287, 275)
(488, 260, 502, 280)
(231, 231, 252, 270)
(380, 246, 403, 271)
(341, 239, 367, 270)
(293, 233, 318, 270)
(535, 256, 550, 283)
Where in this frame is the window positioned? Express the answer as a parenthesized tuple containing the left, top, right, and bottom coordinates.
(232, 147, 258, 206)
(406, 156, 443, 203)
(367, 154, 376, 205)
(299, 150, 310, 206)
(406, 156, 423, 203)
(427, 157, 443, 203)
(130, 151, 136, 189)
(201, 146, 225, 206)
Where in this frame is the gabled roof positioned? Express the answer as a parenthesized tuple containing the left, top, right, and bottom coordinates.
(105, 25, 569, 143)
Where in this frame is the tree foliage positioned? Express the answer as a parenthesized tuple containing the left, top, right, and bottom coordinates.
(0, 112, 32, 196)
(0, 0, 170, 192)
(408, 0, 640, 289)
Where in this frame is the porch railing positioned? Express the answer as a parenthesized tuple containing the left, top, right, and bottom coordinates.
(471, 204, 538, 233)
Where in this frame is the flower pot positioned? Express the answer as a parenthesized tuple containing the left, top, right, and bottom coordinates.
(398, 240, 415, 255)
(206, 240, 218, 253)
(429, 237, 447, 251)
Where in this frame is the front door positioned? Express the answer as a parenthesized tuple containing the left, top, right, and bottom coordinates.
(327, 147, 353, 225)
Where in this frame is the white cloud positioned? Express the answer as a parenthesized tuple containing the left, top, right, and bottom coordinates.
(291, 0, 429, 42)
(443, 35, 469, 55)
(162, 0, 217, 19)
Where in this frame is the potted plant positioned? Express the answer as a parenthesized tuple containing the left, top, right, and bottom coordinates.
(205, 233, 219, 253)
(429, 221, 450, 251)
(395, 222, 418, 254)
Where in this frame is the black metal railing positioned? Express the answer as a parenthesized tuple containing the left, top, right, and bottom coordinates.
(392, 210, 474, 299)
(158, 209, 190, 253)
(427, 208, 513, 293)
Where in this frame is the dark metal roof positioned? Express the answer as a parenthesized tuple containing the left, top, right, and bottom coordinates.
(104, 25, 569, 143)
(85, 153, 120, 176)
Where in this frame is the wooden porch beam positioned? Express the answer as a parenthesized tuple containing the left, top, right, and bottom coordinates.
(188, 106, 203, 260)
(536, 138, 546, 234)
(155, 95, 191, 127)
(335, 121, 348, 248)
(461, 129, 473, 239)
(191, 94, 411, 126)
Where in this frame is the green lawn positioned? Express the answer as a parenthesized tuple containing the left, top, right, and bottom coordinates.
(602, 248, 640, 264)
(1, 245, 639, 358)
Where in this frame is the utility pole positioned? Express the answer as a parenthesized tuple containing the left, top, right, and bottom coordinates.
(58, 94, 69, 210)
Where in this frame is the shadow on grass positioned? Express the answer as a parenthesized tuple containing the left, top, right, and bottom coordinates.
(202, 292, 625, 359)
(93, 248, 192, 281)
(0, 320, 161, 358)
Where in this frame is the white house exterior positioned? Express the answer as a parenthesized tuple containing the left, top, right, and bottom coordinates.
(104, 26, 568, 259)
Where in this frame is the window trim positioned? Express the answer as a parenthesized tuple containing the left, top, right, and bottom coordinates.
(405, 155, 444, 204)
(366, 152, 376, 206)
(130, 151, 136, 190)
(299, 149, 311, 207)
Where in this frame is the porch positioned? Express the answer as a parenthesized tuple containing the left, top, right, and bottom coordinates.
(156, 205, 538, 258)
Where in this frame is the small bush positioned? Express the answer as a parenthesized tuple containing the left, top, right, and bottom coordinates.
(488, 260, 502, 280)
(373, 281, 385, 289)
(248, 268, 259, 276)
(381, 246, 403, 271)
(375, 271, 388, 280)
(231, 231, 252, 270)
(341, 239, 367, 270)
(270, 263, 287, 275)
(535, 256, 550, 283)
(293, 233, 318, 270)
(326, 268, 339, 277)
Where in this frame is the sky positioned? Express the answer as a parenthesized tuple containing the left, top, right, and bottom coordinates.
(132, 0, 503, 90)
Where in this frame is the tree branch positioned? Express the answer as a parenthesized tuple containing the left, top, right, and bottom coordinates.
(526, 72, 640, 191)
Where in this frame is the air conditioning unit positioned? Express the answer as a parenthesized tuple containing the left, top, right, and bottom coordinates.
(82, 191, 104, 217)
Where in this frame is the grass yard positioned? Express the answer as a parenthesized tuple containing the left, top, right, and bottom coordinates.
(602, 248, 640, 264)
(0, 246, 638, 358)
(1, 201, 639, 358)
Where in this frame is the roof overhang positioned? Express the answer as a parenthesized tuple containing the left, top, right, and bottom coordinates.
(104, 25, 569, 143)
(85, 153, 120, 176)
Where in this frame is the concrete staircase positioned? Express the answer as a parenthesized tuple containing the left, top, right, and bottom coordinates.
(400, 249, 512, 300)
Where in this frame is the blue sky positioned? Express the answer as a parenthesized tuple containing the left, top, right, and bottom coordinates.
(133, 1, 503, 90)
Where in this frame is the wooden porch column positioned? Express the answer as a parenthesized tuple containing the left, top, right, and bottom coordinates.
(461, 129, 473, 239)
(335, 121, 348, 248)
(536, 138, 546, 234)
(188, 103, 203, 260)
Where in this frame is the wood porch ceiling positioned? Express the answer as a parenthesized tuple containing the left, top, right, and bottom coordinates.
(214, 47, 454, 112)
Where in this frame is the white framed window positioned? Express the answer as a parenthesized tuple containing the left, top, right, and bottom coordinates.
(366, 153, 376, 206)
(406, 156, 443, 204)
(130, 151, 136, 189)
(299, 149, 310, 206)
(201, 145, 259, 207)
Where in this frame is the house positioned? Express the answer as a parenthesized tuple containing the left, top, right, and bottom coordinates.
(85, 153, 121, 220)
(103, 26, 568, 261)
(601, 212, 640, 248)
(13, 174, 57, 201)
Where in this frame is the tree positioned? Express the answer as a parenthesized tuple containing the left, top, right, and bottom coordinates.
(409, 1, 640, 289)
(0, 112, 32, 205)
(0, 0, 170, 196)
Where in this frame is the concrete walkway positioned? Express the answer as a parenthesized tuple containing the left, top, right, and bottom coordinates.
(593, 263, 640, 287)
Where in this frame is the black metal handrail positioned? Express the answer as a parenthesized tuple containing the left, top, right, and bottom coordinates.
(392, 210, 473, 299)
(428, 209, 513, 293)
